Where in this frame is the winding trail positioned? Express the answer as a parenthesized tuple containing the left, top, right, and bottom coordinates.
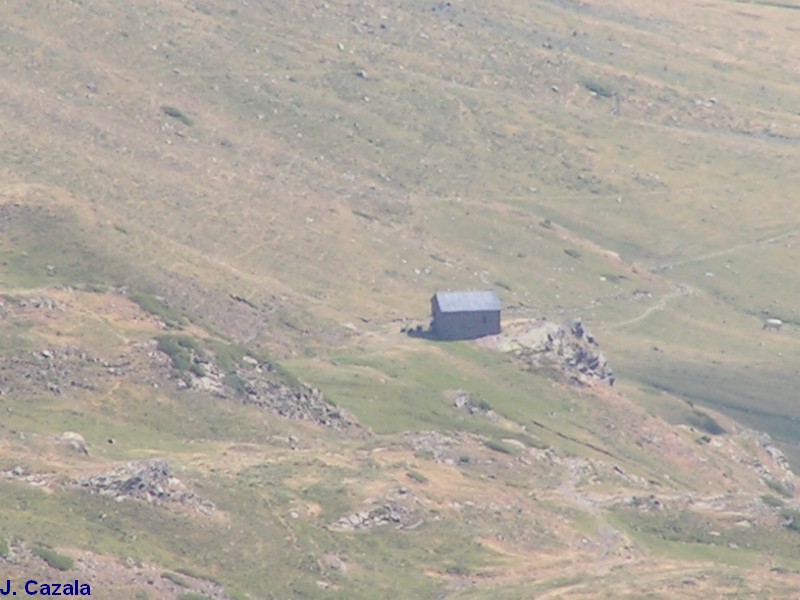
(651, 227, 800, 272)
(597, 226, 799, 331)
(601, 284, 693, 331)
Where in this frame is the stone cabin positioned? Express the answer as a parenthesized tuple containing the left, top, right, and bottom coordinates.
(430, 290, 502, 340)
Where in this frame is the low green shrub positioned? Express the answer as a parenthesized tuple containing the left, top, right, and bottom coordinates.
(406, 470, 428, 484)
(762, 494, 785, 508)
(765, 478, 793, 498)
(156, 335, 207, 376)
(484, 439, 516, 455)
(174, 568, 221, 585)
(189, 363, 207, 377)
(687, 410, 726, 435)
(223, 373, 250, 396)
(161, 572, 189, 588)
(131, 293, 186, 328)
(476, 399, 492, 411)
(445, 564, 470, 576)
(583, 80, 615, 98)
(33, 545, 74, 571)
(161, 106, 193, 126)
(505, 432, 548, 450)
(205, 340, 248, 373)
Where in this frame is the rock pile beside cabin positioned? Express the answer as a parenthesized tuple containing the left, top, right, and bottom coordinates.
(494, 318, 615, 386)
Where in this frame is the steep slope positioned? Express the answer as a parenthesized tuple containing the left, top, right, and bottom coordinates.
(2, 285, 800, 599)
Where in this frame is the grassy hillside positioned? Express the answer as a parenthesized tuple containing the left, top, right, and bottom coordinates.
(2, 0, 800, 597)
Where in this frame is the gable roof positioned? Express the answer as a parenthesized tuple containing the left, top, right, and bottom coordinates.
(433, 290, 501, 313)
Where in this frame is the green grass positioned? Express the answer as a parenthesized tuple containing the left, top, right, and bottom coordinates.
(32, 545, 74, 571)
(766, 478, 794, 499)
(287, 341, 578, 438)
(686, 410, 727, 436)
(131, 294, 188, 328)
(155, 335, 206, 374)
(0, 204, 121, 290)
(0, 537, 8, 558)
(484, 439, 518, 456)
(762, 494, 785, 508)
(203, 339, 248, 373)
(406, 470, 428, 484)
(174, 567, 222, 586)
(610, 507, 800, 569)
(161, 572, 189, 588)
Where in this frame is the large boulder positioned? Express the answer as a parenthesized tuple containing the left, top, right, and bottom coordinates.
(58, 431, 88, 455)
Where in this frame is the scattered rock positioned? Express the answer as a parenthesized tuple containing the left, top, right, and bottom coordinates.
(329, 489, 419, 531)
(449, 389, 496, 418)
(323, 554, 347, 573)
(626, 494, 664, 512)
(1, 466, 51, 487)
(740, 430, 797, 495)
(330, 503, 410, 531)
(0, 345, 140, 399)
(226, 360, 365, 433)
(407, 431, 458, 463)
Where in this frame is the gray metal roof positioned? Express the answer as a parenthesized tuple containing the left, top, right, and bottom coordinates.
(433, 290, 501, 313)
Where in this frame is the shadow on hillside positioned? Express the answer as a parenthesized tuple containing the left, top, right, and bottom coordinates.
(627, 357, 800, 468)
(403, 325, 436, 340)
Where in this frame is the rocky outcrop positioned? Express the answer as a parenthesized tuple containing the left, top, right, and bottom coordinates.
(502, 319, 615, 386)
(214, 356, 365, 434)
(329, 488, 420, 531)
(741, 430, 797, 497)
(73, 460, 214, 513)
(239, 377, 362, 433)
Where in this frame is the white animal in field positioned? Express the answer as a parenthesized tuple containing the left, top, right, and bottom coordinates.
(763, 318, 783, 331)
